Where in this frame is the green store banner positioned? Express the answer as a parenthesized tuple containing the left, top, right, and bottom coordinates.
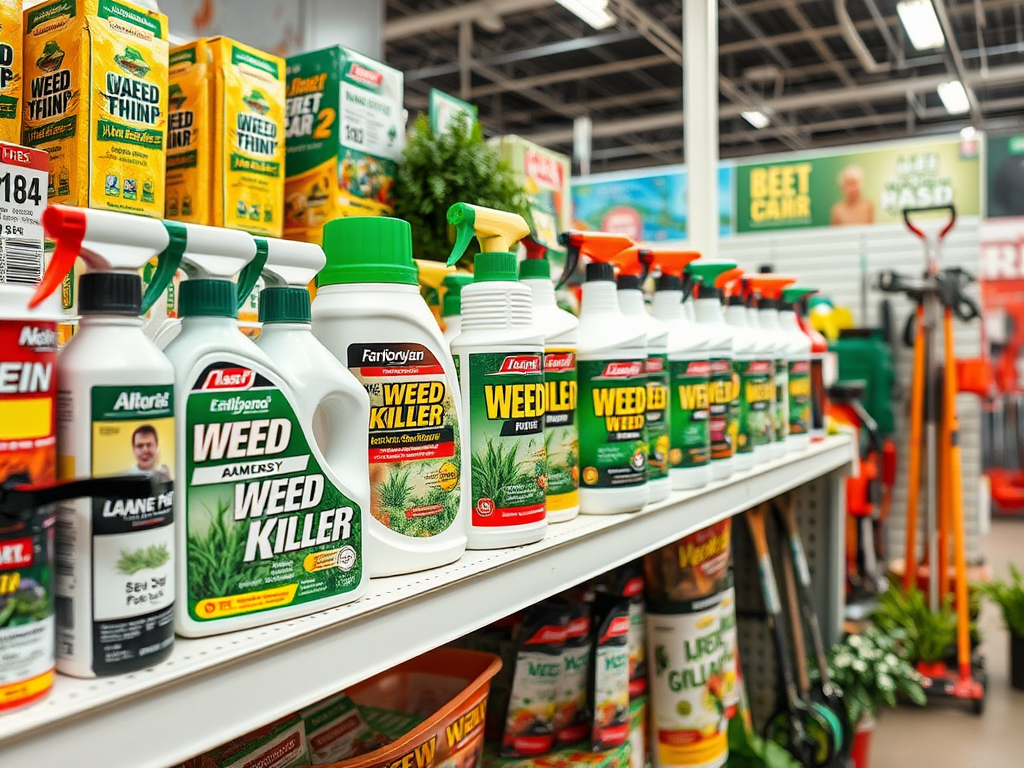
(734, 138, 980, 233)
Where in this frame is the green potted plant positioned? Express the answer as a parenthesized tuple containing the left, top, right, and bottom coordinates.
(871, 584, 958, 671)
(825, 626, 926, 768)
(975, 565, 1024, 690)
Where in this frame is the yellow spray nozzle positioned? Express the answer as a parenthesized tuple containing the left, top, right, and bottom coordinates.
(446, 203, 530, 266)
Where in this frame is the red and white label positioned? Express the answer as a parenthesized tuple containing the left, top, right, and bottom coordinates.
(683, 361, 711, 377)
(348, 63, 383, 88)
(567, 615, 591, 638)
(622, 575, 645, 597)
(473, 501, 546, 527)
(201, 367, 255, 391)
(525, 624, 570, 646)
(0, 537, 33, 570)
(525, 149, 564, 189)
(748, 360, 773, 374)
(645, 356, 665, 374)
(0, 143, 48, 172)
(544, 351, 575, 372)
(598, 361, 644, 378)
(496, 354, 542, 375)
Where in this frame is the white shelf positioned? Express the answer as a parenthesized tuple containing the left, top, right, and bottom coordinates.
(0, 437, 853, 768)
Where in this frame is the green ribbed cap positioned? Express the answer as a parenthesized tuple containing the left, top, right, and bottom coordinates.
(474, 251, 518, 282)
(319, 217, 417, 286)
(180, 279, 237, 318)
(782, 286, 817, 304)
(260, 287, 311, 323)
(518, 257, 551, 280)
(442, 273, 474, 317)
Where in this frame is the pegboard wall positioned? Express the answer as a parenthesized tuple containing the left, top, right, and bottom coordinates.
(720, 219, 984, 564)
(733, 476, 845, 734)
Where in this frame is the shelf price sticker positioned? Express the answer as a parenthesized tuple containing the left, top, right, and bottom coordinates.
(0, 142, 46, 287)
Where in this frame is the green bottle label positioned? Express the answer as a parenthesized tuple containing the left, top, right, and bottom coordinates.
(708, 358, 735, 461)
(465, 352, 547, 527)
(788, 359, 811, 436)
(669, 359, 710, 468)
(646, 354, 670, 481)
(773, 358, 789, 442)
(543, 349, 579, 512)
(578, 358, 648, 489)
(183, 362, 362, 622)
(740, 359, 774, 449)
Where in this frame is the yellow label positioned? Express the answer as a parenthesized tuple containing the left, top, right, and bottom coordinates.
(0, 0, 23, 143)
(22, 0, 168, 216)
(165, 40, 211, 222)
(194, 583, 298, 619)
(0, 669, 54, 708)
(209, 37, 284, 237)
(0, 397, 52, 440)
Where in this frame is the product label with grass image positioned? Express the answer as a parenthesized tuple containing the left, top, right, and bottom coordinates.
(708, 359, 735, 462)
(787, 359, 811, 437)
(183, 362, 361, 622)
(543, 349, 579, 514)
(669, 359, 710, 469)
(348, 342, 460, 537)
(465, 351, 546, 528)
(578, 359, 647, 489)
(646, 354, 670, 482)
(739, 359, 774, 451)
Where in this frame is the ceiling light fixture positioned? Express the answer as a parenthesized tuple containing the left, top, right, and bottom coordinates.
(937, 80, 970, 115)
(555, 0, 616, 30)
(896, 0, 946, 51)
(960, 125, 977, 140)
(741, 110, 771, 129)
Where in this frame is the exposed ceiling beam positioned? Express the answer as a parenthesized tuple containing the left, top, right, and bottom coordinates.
(385, 0, 555, 41)
(470, 54, 667, 97)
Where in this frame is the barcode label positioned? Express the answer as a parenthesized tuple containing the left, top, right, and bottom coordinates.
(0, 235, 43, 285)
(56, 595, 74, 630)
(55, 518, 75, 577)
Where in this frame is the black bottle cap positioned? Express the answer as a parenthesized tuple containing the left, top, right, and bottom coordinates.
(727, 295, 745, 305)
(700, 285, 724, 301)
(759, 297, 780, 310)
(656, 273, 682, 292)
(78, 273, 142, 316)
(616, 273, 641, 290)
(586, 262, 614, 282)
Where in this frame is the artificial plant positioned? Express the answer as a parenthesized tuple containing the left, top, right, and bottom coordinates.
(393, 114, 529, 264)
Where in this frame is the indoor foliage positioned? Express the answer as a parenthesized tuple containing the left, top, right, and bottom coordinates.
(975, 565, 1024, 637)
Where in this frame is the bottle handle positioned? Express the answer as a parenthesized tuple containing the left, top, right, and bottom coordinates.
(312, 388, 371, 502)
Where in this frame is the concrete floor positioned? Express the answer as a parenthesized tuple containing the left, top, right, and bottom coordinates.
(873, 518, 1024, 768)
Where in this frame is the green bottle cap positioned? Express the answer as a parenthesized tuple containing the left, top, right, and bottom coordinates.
(782, 285, 818, 304)
(473, 252, 518, 283)
(179, 278, 237, 318)
(687, 260, 738, 285)
(260, 286, 312, 323)
(442, 273, 474, 317)
(518, 257, 551, 280)
(319, 217, 417, 286)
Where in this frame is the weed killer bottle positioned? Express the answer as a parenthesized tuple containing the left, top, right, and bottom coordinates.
(560, 231, 648, 515)
(742, 282, 776, 463)
(648, 250, 712, 490)
(722, 271, 763, 471)
(779, 286, 814, 452)
(520, 238, 580, 523)
(441, 273, 473, 345)
(616, 267, 670, 503)
(29, 206, 182, 676)
(253, 236, 370, 604)
(687, 262, 739, 481)
(312, 218, 466, 575)
(447, 204, 546, 549)
(748, 274, 797, 458)
(787, 287, 828, 442)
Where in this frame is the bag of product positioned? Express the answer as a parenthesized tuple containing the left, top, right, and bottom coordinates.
(589, 593, 631, 752)
(598, 561, 647, 698)
(554, 598, 592, 748)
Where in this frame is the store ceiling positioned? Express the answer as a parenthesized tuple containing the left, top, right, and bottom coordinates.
(384, 0, 1024, 172)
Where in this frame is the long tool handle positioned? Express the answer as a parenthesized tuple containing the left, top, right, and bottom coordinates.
(903, 303, 926, 591)
(781, 525, 812, 698)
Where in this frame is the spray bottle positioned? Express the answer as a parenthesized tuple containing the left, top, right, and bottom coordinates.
(742, 279, 777, 461)
(28, 206, 182, 677)
(559, 231, 647, 515)
(614, 250, 670, 503)
(646, 249, 713, 490)
(778, 286, 814, 452)
(416, 258, 455, 328)
(687, 262, 739, 481)
(747, 274, 797, 458)
(441, 273, 474, 345)
(784, 287, 828, 442)
(519, 237, 580, 523)
(447, 204, 546, 549)
(312, 218, 467, 575)
(163, 223, 362, 636)
(252, 236, 370, 605)
(721, 270, 768, 470)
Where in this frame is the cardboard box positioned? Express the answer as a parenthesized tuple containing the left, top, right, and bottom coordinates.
(0, 0, 23, 143)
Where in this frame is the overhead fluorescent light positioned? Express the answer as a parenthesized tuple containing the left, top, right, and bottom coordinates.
(897, 0, 945, 51)
(556, 0, 616, 30)
(960, 125, 977, 140)
(741, 110, 771, 129)
(937, 80, 970, 114)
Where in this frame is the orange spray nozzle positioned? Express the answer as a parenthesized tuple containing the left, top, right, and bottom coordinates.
(639, 247, 701, 279)
(746, 274, 797, 300)
(719, 267, 746, 298)
(556, 230, 635, 287)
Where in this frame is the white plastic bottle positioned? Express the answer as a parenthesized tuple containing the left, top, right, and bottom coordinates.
(723, 278, 765, 471)
(163, 223, 366, 637)
(688, 262, 739, 481)
(779, 287, 813, 452)
(561, 231, 648, 515)
(520, 246, 581, 522)
(441, 273, 473, 345)
(30, 206, 180, 675)
(743, 286, 776, 463)
(749, 275, 796, 458)
(650, 267, 712, 490)
(617, 272, 670, 503)
(312, 217, 467, 575)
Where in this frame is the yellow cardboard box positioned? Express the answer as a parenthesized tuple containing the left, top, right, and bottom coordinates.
(0, 0, 23, 143)
(165, 39, 210, 223)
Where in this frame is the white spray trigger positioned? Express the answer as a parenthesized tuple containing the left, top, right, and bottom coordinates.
(178, 222, 258, 279)
(260, 237, 326, 288)
(76, 208, 170, 272)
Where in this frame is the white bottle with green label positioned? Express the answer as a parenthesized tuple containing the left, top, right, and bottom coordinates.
(688, 263, 739, 481)
(651, 273, 712, 490)
(617, 273, 670, 503)
(723, 287, 763, 471)
(311, 217, 467, 577)
(441, 273, 473, 346)
(780, 287, 815, 452)
(748, 276, 796, 459)
(163, 223, 364, 637)
(29, 206, 183, 676)
(520, 247, 581, 523)
(447, 204, 547, 549)
(744, 290, 776, 464)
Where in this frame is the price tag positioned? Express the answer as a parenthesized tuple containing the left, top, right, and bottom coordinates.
(0, 142, 47, 287)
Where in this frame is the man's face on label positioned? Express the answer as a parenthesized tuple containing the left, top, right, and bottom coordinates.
(133, 431, 159, 471)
